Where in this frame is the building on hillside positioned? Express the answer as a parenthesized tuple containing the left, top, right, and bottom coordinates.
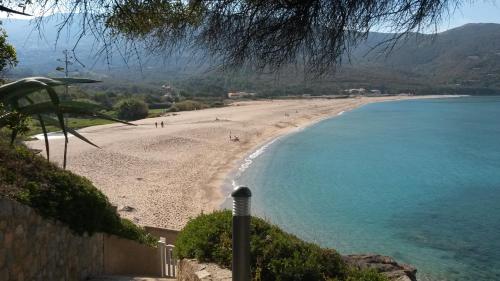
(227, 91, 257, 99)
(345, 88, 367, 95)
(161, 84, 178, 99)
(344, 88, 384, 96)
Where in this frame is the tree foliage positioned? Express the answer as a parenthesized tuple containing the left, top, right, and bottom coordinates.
(115, 98, 149, 120)
(0, 24, 17, 74)
(107, 0, 456, 74)
(176, 210, 388, 281)
(1, 0, 467, 74)
(0, 77, 135, 168)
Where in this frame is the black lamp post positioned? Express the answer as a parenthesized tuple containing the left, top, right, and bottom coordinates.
(231, 186, 252, 281)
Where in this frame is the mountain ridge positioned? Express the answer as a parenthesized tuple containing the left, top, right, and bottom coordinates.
(3, 16, 500, 95)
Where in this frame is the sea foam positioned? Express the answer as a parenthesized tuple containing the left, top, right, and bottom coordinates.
(231, 138, 280, 190)
(232, 109, 347, 190)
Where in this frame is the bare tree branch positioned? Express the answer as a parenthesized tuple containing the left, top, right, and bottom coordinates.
(0, 0, 470, 75)
(0, 4, 31, 16)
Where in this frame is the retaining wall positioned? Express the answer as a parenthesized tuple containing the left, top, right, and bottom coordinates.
(0, 197, 103, 281)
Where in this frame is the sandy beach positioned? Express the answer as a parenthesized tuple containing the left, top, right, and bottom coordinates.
(27, 96, 440, 230)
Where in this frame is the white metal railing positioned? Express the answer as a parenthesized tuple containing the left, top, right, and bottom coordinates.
(159, 238, 177, 278)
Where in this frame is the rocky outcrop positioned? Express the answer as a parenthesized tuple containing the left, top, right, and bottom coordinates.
(343, 254, 417, 281)
(178, 259, 231, 281)
(178, 256, 416, 281)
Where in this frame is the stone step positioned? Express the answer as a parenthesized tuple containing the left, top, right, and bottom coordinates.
(89, 275, 175, 281)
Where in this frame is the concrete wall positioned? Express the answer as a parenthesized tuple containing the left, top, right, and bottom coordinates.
(144, 226, 178, 245)
(0, 197, 103, 281)
(101, 227, 179, 277)
(103, 235, 162, 277)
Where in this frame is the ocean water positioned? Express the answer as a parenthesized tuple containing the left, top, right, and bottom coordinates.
(232, 96, 500, 281)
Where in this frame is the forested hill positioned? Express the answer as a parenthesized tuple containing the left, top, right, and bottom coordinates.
(3, 14, 500, 96)
(352, 23, 500, 90)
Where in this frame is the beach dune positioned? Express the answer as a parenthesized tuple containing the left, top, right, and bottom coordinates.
(27, 97, 435, 230)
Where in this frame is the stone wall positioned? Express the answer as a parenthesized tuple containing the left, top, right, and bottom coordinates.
(0, 197, 104, 281)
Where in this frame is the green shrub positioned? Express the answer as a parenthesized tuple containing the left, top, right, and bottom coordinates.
(115, 98, 149, 120)
(174, 100, 209, 111)
(168, 105, 179, 112)
(176, 210, 386, 281)
(210, 101, 225, 108)
(0, 140, 156, 246)
(342, 269, 390, 281)
(148, 102, 172, 109)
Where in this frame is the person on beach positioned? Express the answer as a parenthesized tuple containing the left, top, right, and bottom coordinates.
(155, 122, 158, 128)
(161, 121, 164, 128)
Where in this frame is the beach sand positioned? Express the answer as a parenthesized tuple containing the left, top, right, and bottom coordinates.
(27, 96, 439, 230)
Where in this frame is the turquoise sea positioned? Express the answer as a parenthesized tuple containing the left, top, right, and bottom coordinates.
(231, 96, 500, 281)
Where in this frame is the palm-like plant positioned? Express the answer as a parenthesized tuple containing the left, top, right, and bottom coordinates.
(0, 77, 135, 168)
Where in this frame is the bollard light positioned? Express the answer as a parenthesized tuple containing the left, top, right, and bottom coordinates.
(232, 186, 252, 281)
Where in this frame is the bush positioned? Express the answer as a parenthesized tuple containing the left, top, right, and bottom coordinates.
(148, 102, 172, 110)
(176, 211, 385, 281)
(0, 140, 156, 246)
(343, 269, 390, 281)
(168, 105, 179, 112)
(115, 98, 149, 120)
(211, 101, 225, 108)
(174, 100, 209, 111)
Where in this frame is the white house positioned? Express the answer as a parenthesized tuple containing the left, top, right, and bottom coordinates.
(227, 92, 257, 99)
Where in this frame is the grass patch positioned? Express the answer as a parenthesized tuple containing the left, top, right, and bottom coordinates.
(175, 210, 388, 281)
(28, 111, 118, 136)
(65, 118, 114, 128)
(148, 108, 167, 118)
(0, 138, 157, 246)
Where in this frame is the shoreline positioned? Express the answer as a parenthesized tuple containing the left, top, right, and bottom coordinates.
(227, 94, 492, 281)
(27, 95, 458, 230)
(220, 108, 346, 203)
(210, 99, 366, 211)
(215, 95, 460, 210)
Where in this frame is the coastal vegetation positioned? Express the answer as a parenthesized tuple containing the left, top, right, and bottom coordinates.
(0, 77, 135, 169)
(115, 98, 149, 121)
(172, 100, 211, 112)
(175, 211, 388, 281)
(0, 74, 157, 246)
(0, 137, 157, 245)
(0, 24, 17, 75)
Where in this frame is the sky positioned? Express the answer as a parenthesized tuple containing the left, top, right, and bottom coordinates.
(438, 0, 500, 31)
(2, 1, 500, 33)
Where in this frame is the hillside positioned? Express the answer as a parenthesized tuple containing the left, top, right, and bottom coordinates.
(2, 16, 500, 95)
(353, 23, 500, 90)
